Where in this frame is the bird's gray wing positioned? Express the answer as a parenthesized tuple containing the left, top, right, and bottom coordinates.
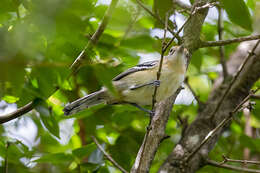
(113, 60, 158, 81)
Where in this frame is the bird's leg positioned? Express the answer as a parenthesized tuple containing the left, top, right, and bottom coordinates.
(130, 80, 160, 90)
(129, 103, 155, 116)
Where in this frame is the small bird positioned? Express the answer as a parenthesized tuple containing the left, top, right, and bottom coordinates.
(64, 46, 188, 115)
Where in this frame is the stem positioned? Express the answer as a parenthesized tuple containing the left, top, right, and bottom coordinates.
(207, 159, 260, 173)
(201, 35, 260, 47)
(217, 7, 228, 80)
(91, 136, 128, 173)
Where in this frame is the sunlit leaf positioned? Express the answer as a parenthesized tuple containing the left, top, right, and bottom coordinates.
(220, 0, 253, 31)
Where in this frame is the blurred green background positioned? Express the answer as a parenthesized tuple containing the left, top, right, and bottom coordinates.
(0, 0, 260, 172)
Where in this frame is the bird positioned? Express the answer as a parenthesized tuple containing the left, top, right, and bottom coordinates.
(64, 46, 188, 115)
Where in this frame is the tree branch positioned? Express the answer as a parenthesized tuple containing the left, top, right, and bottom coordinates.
(207, 159, 260, 173)
(217, 7, 228, 80)
(0, 100, 37, 124)
(184, 88, 258, 163)
(159, 39, 260, 173)
(130, 3, 213, 169)
(152, 13, 169, 111)
(182, 40, 260, 164)
(130, 14, 176, 173)
(91, 136, 129, 173)
(131, 1, 212, 172)
(251, 94, 260, 99)
(221, 155, 260, 165)
(131, 89, 182, 173)
(210, 40, 260, 121)
(200, 34, 260, 48)
(70, 0, 119, 73)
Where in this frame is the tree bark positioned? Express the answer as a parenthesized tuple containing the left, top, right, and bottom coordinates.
(130, 0, 210, 172)
(158, 40, 260, 173)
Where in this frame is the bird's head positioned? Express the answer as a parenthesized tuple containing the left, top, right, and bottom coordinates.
(168, 45, 189, 66)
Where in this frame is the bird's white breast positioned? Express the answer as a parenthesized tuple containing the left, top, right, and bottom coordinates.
(118, 62, 185, 105)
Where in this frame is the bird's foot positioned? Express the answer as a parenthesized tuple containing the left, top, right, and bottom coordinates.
(153, 80, 160, 87)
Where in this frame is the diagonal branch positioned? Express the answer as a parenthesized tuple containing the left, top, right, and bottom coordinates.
(183, 40, 260, 163)
(131, 89, 182, 173)
(207, 159, 260, 173)
(159, 39, 260, 173)
(217, 7, 228, 80)
(91, 136, 129, 173)
(251, 94, 260, 99)
(70, 0, 119, 73)
(200, 34, 260, 47)
(220, 155, 260, 165)
(210, 40, 260, 121)
(152, 13, 169, 111)
(184, 88, 258, 163)
(131, 14, 170, 173)
(0, 100, 38, 124)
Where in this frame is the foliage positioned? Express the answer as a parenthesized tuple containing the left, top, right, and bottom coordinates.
(0, 0, 259, 172)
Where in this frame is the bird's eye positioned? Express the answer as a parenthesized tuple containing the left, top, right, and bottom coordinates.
(169, 48, 175, 54)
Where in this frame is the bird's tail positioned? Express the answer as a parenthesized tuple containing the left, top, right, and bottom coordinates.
(63, 90, 107, 115)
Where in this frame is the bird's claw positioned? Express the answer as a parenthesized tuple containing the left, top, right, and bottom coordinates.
(153, 80, 160, 87)
(149, 110, 155, 117)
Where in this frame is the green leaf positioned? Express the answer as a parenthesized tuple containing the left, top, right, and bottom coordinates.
(2, 95, 19, 103)
(80, 162, 100, 172)
(220, 0, 253, 31)
(35, 153, 73, 164)
(72, 143, 97, 159)
(35, 100, 60, 138)
(153, 0, 175, 29)
(190, 50, 203, 71)
(120, 35, 156, 52)
(93, 64, 117, 95)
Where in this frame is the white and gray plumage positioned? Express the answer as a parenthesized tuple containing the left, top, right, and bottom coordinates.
(64, 46, 188, 115)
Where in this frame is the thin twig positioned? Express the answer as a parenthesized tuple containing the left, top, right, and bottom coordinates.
(151, 13, 169, 111)
(251, 94, 260, 99)
(162, 1, 217, 52)
(243, 102, 252, 160)
(0, 0, 119, 124)
(185, 88, 259, 163)
(91, 136, 129, 173)
(136, 0, 182, 43)
(192, 1, 219, 15)
(174, 0, 191, 10)
(0, 100, 38, 124)
(201, 35, 260, 47)
(221, 155, 260, 165)
(210, 40, 260, 121)
(70, 0, 119, 73)
(207, 159, 260, 173)
(217, 7, 228, 80)
(135, 14, 169, 173)
(184, 77, 204, 108)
